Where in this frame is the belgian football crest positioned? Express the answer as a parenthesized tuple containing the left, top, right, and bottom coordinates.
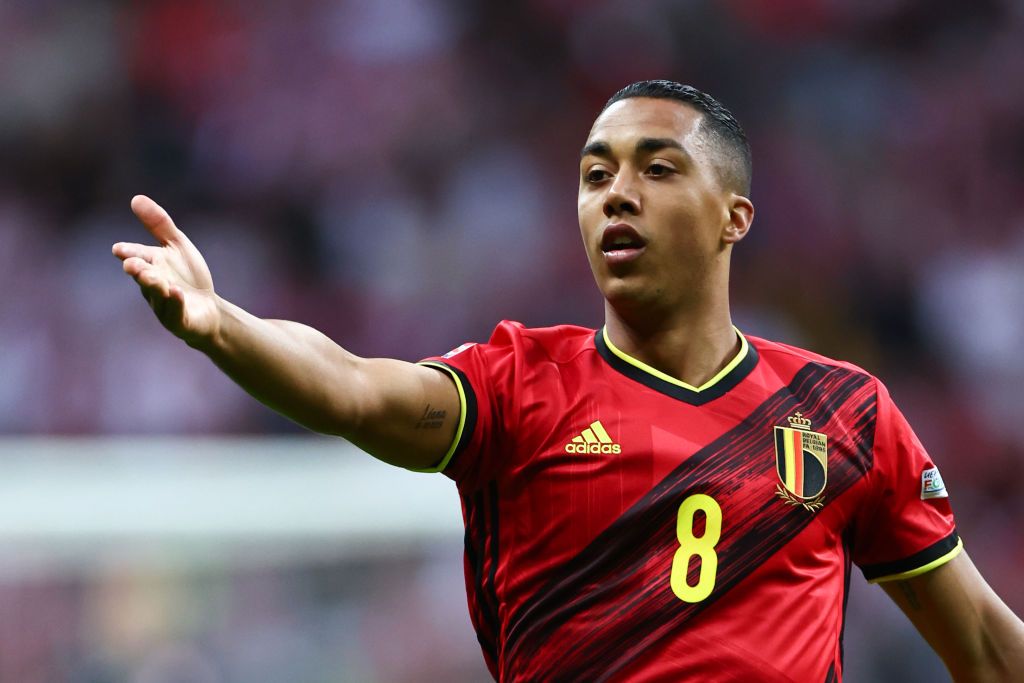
(774, 412, 828, 511)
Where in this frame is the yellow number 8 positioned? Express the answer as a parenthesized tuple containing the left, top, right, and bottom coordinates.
(670, 494, 722, 603)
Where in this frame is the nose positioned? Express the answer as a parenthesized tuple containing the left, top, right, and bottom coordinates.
(603, 171, 640, 218)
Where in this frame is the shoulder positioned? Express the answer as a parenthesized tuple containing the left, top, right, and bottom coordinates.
(747, 333, 878, 382)
(484, 320, 597, 364)
(746, 334, 892, 411)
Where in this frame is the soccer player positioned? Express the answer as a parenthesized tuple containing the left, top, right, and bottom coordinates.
(113, 80, 1023, 681)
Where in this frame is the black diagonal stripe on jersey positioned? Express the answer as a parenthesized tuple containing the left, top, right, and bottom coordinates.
(585, 368, 877, 683)
(503, 363, 877, 682)
(462, 487, 499, 671)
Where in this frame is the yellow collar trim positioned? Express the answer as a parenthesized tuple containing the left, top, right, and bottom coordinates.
(600, 327, 750, 393)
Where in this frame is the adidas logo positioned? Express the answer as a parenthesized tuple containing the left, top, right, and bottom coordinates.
(564, 420, 621, 454)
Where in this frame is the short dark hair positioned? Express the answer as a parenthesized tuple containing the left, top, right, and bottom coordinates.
(603, 80, 752, 195)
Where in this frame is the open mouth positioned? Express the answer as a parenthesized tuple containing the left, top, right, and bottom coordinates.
(601, 224, 647, 264)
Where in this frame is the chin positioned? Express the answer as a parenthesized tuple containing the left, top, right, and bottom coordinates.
(598, 275, 660, 313)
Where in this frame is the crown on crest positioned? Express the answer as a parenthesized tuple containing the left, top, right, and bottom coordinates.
(787, 412, 812, 430)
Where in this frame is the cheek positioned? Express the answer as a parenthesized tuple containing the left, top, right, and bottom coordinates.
(578, 194, 602, 234)
(658, 196, 701, 236)
(670, 191, 721, 244)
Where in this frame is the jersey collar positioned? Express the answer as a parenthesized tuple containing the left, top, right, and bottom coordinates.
(594, 326, 759, 406)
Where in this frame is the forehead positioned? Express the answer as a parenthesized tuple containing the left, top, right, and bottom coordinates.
(586, 97, 703, 149)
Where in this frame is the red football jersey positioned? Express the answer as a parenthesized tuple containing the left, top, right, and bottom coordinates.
(420, 321, 959, 683)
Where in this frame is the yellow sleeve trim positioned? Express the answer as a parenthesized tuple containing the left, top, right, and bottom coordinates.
(869, 538, 964, 583)
(601, 326, 749, 393)
(410, 361, 468, 474)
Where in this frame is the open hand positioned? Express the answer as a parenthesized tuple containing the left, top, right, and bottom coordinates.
(113, 195, 220, 346)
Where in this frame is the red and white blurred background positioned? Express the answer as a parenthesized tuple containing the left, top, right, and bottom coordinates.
(1, 1, 1022, 681)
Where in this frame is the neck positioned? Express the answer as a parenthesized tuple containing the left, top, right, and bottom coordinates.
(603, 296, 739, 389)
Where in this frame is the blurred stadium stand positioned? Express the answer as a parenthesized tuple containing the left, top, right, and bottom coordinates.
(0, 438, 485, 682)
(1, 0, 1022, 680)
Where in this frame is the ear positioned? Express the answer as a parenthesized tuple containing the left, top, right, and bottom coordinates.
(722, 195, 754, 245)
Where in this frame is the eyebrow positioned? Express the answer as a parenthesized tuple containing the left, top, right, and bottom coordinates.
(637, 137, 686, 155)
(580, 141, 611, 160)
(580, 137, 688, 160)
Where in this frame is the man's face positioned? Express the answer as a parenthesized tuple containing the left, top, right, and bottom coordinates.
(578, 97, 745, 316)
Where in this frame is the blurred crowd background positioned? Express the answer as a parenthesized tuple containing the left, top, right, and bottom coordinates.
(1, 0, 1022, 681)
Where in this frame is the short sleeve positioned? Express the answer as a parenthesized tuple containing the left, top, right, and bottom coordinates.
(851, 379, 962, 582)
(415, 320, 523, 490)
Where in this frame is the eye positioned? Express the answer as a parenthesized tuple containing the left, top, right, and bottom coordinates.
(647, 163, 674, 177)
(584, 168, 610, 183)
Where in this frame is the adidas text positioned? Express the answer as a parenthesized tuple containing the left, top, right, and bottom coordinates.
(565, 420, 621, 454)
(565, 443, 622, 454)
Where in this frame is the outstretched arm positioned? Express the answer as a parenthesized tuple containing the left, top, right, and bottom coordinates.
(113, 195, 460, 470)
(881, 552, 1024, 682)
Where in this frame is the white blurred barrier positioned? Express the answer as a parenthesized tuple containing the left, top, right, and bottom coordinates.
(0, 437, 464, 580)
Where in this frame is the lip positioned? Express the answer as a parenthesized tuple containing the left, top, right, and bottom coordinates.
(600, 223, 647, 266)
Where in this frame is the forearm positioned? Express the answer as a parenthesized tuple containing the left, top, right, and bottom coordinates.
(116, 195, 458, 467)
(196, 297, 368, 436)
(951, 599, 1024, 683)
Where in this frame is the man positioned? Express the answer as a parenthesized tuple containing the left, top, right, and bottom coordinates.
(114, 80, 1023, 681)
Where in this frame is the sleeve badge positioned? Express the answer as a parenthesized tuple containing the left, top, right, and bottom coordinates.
(443, 342, 476, 359)
(920, 466, 948, 500)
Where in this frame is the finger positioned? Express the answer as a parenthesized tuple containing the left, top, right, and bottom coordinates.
(122, 256, 152, 277)
(112, 242, 157, 263)
(130, 195, 186, 247)
(123, 258, 168, 295)
(145, 281, 186, 333)
(164, 285, 186, 326)
(136, 267, 172, 300)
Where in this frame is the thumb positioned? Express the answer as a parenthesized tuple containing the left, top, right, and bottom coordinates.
(131, 195, 185, 246)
